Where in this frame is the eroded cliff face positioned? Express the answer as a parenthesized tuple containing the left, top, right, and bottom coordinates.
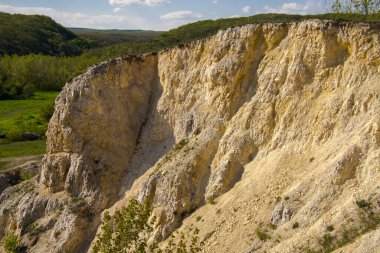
(1, 19, 380, 253)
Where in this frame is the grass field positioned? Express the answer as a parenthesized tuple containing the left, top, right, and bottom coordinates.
(0, 140, 46, 158)
(0, 91, 58, 158)
(0, 91, 58, 138)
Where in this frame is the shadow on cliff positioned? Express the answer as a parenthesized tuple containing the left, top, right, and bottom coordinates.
(117, 76, 175, 199)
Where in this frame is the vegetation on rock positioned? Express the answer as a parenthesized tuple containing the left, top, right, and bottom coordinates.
(93, 198, 202, 253)
(305, 199, 380, 253)
(1, 235, 19, 253)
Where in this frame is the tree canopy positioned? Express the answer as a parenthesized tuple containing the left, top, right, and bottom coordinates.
(329, 0, 380, 14)
(0, 12, 90, 56)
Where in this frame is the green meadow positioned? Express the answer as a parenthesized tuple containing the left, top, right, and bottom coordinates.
(0, 91, 58, 158)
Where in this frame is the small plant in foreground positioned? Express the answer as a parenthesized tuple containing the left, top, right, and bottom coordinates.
(70, 196, 84, 203)
(2, 235, 19, 253)
(307, 199, 380, 253)
(320, 233, 335, 252)
(256, 229, 271, 242)
(93, 198, 202, 253)
(20, 170, 33, 181)
(207, 197, 216, 205)
(269, 223, 277, 230)
(356, 199, 372, 210)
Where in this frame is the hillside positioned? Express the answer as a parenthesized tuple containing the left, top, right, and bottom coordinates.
(0, 12, 90, 56)
(0, 19, 379, 253)
(1, 13, 379, 100)
(85, 12, 380, 58)
(69, 28, 163, 47)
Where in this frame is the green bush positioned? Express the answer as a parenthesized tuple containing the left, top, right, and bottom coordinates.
(307, 199, 380, 253)
(39, 103, 55, 121)
(356, 199, 372, 209)
(93, 199, 152, 253)
(256, 229, 271, 241)
(2, 235, 19, 253)
(93, 198, 202, 253)
(20, 170, 34, 181)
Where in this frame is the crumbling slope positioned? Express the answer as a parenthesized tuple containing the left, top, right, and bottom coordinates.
(0, 19, 380, 253)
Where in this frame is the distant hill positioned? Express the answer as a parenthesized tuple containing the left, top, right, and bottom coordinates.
(69, 28, 163, 47)
(0, 12, 90, 56)
(85, 12, 380, 59)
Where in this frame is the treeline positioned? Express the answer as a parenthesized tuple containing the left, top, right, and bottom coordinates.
(69, 28, 163, 47)
(0, 12, 92, 56)
(1, 13, 380, 100)
(330, 0, 380, 15)
(78, 12, 380, 60)
(0, 54, 100, 99)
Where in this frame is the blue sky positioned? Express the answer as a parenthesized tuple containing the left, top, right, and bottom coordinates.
(0, 0, 328, 30)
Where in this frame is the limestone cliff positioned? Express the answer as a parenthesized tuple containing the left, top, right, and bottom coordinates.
(1, 19, 380, 253)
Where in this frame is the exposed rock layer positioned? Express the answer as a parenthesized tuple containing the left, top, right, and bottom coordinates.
(0, 19, 379, 253)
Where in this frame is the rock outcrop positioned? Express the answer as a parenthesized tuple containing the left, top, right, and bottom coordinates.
(0, 19, 379, 253)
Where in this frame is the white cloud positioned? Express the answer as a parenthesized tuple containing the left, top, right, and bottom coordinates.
(160, 11, 202, 20)
(109, 0, 170, 6)
(242, 6, 251, 13)
(113, 7, 123, 13)
(263, 0, 323, 14)
(145, 0, 170, 5)
(0, 4, 127, 28)
(212, 0, 219, 4)
(229, 15, 241, 18)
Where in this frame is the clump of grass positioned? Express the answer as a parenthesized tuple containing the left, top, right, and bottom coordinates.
(269, 223, 277, 230)
(202, 230, 215, 243)
(320, 233, 335, 252)
(156, 139, 189, 170)
(20, 170, 34, 181)
(94, 198, 203, 253)
(356, 199, 372, 210)
(70, 196, 84, 203)
(173, 139, 189, 152)
(292, 222, 299, 229)
(26, 222, 43, 236)
(309, 199, 380, 253)
(196, 216, 202, 222)
(207, 197, 216, 205)
(256, 229, 271, 242)
(2, 235, 19, 253)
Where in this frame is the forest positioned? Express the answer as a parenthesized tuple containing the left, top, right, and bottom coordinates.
(1, 12, 380, 100)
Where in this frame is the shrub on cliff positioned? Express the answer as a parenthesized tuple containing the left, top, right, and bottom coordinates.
(93, 198, 201, 253)
(1, 235, 19, 253)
